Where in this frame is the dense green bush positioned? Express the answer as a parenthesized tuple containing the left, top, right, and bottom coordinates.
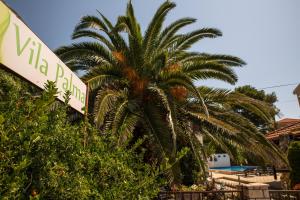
(287, 141, 300, 187)
(0, 71, 164, 199)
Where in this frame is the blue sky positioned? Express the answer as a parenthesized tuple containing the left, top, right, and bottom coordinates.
(5, 0, 300, 118)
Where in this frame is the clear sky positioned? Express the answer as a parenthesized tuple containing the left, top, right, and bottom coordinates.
(4, 0, 300, 119)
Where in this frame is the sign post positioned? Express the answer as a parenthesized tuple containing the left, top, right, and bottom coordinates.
(83, 82, 89, 147)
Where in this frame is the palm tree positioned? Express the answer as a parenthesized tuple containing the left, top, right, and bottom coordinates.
(179, 87, 286, 168)
(55, 1, 286, 183)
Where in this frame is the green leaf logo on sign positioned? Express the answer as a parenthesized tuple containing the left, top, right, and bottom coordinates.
(0, 2, 10, 62)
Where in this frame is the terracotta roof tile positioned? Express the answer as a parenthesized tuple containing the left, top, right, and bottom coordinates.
(277, 118, 300, 123)
(266, 121, 300, 140)
(276, 118, 300, 129)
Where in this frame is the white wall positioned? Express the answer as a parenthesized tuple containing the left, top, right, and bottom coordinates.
(208, 153, 230, 168)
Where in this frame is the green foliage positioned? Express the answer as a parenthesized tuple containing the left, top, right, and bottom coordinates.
(287, 141, 300, 187)
(54, 0, 244, 180)
(54, 1, 286, 184)
(180, 151, 200, 186)
(192, 86, 287, 167)
(234, 85, 279, 133)
(235, 85, 278, 103)
(0, 77, 163, 199)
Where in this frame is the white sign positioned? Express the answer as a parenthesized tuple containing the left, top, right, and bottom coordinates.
(0, 2, 86, 113)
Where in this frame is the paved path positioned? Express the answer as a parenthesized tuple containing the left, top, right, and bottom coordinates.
(211, 172, 282, 188)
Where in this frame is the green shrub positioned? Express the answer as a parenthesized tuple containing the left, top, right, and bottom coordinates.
(0, 74, 164, 199)
(287, 141, 300, 187)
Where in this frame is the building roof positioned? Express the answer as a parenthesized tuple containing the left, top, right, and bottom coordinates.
(277, 118, 300, 128)
(266, 118, 300, 140)
(277, 118, 300, 123)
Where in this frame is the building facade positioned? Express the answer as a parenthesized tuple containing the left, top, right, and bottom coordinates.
(266, 118, 300, 151)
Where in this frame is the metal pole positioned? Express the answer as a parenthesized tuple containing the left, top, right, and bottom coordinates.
(85, 82, 89, 115)
(83, 82, 89, 147)
(273, 165, 277, 180)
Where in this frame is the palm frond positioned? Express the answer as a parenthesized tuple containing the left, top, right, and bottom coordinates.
(143, 1, 176, 58)
(111, 99, 129, 134)
(117, 112, 139, 145)
(182, 53, 246, 67)
(186, 111, 239, 134)
(148, 86, 177, 155)
(94, 89, 122, 127)
(143, 102, 175, 159)
(172, 28, 222, 51)
(55, 42, 115, 66)
(83, 64, 123, 90)
(158, 17, 196, 49)
(74, 15, 108, 32)
(97, 10, 114, 30)
(160, 71, 209, 115)
(182, 62, 238, 84)
(72, 30, 115, 50)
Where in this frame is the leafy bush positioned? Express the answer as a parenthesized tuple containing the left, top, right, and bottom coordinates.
(287, 141, 300, 187)
(0, 72, 163, 199)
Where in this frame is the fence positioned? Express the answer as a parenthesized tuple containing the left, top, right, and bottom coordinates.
(158, 190, 243, 200)
(158, 189, 300, 200)
(269, 190, 300, 200)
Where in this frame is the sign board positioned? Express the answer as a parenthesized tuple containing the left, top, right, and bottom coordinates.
(0, 2, 86, 113)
